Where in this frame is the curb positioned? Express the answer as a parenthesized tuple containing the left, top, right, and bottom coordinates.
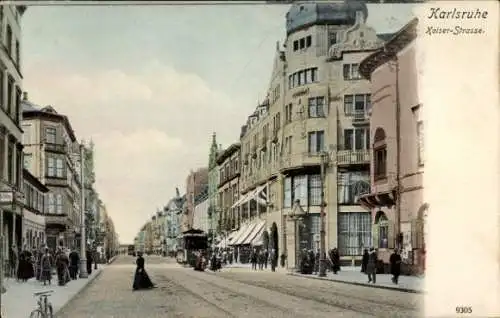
(287, 273, 423, 294)
(54, 269, 104, 317)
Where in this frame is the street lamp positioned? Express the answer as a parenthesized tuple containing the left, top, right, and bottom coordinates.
(79, 143, 88, 278)
(318, 151, 328, 277)
(288, 199, 306, 272)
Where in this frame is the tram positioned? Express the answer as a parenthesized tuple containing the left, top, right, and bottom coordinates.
(176, 228, 209, 267)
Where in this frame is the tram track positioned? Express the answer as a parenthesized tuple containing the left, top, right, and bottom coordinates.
(204, 271, 420, 317)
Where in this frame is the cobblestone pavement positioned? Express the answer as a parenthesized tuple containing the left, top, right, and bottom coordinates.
(56, 256, 422, 318)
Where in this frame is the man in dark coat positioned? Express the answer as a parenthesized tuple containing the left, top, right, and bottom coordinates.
(86, 248, 93, 275)
(390, 249, 402, 284)
(69, 249, 80, 279)
(361, 248, 369, 273)
(331, 248, 340, 274)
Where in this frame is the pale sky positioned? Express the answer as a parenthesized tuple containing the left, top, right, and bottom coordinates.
(22, 3, 416, 244)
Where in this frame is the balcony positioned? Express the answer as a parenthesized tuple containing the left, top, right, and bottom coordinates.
(351, 110, 369, 126)
(44, 175, 70, 187)
(45, 142, 68, 154)
(337, 149, 370, 166)
(280, 152, 323, 172)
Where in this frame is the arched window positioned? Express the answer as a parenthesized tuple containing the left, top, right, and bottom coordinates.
(374, 211, 389, 248)
(6, 25, 12, 55)
(373, 128, 387, 181)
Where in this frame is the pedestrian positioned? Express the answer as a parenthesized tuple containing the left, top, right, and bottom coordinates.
(331, 248, 340, 274)
(40, 247, 53, 286)
(86, 248, 93, 275)
(264, 249, 269, 269)
(390, 249, 402, 284)
(314, 249, 320, 274)
(132, 251, 156, 290)
(366, 247, 378, 284)
(250, 249, 257, 270)
(9, 245, 18, 280)
(361, 248, 369, 273)
(55, 248, 69, 286)
(280, 252, 286, 268)
(69, 248, 80, 279)
(270, 248, 276, 272)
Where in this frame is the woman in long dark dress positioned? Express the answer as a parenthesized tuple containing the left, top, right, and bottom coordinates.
(132, 252, 155, 290)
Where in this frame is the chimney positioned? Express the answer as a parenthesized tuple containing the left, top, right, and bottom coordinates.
(175, 187, 180, 197)
(23, 91, 28, 101)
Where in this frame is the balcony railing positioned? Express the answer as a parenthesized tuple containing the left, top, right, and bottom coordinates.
(337, 149, 370, 165)
(351, 110, 369, 125)
(45, 142, 68, 153)
(44, 175, 70, 187)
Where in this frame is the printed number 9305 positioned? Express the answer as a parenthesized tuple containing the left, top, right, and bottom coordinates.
(456, 306, 472, 314)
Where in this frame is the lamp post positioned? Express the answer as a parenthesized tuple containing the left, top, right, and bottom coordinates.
(79, 143, 88, 278)
(318, 151, 328, 277)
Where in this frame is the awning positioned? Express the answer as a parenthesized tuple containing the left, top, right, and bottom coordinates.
(226, 230, 239, 243)
(232, 221, 259, 245)
(245, 221, 265, 245)
(357, 190, 396, 209)
(228, 223, 250, 246)
(231, 184, 268, 209)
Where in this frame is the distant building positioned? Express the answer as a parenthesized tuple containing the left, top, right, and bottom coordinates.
(163, 188, 185, 255)
(22, 169, 49, 250)
(207, 133, 220, 244)
(182, 168, 208, 231)
(22, 96, 82, 251)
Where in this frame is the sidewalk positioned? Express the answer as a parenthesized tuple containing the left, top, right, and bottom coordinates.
(288, 266, 424, 293)
(3, 266, 103, 318)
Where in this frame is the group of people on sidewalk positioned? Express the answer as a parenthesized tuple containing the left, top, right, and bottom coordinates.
(299, 248, 341, 275)
(250, 248, 278, 272)
(361, 247, 402, 285)
(7, 244, 96, 287)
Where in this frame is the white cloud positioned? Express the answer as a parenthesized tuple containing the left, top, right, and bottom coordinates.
(23, 61, 245, 242)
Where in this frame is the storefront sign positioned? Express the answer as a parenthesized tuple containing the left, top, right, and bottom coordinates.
(0, 191, 13, 205)
(292, 87, 309, 98)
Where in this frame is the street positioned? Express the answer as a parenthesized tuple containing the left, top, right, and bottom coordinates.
(56, 256, 422, 318)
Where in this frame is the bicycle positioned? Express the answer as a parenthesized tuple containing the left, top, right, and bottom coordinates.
(29, 290, 54, 318)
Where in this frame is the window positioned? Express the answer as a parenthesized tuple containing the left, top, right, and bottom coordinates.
(55, 194, 63, 214)
(343, 63, 361, 80)
(343, 128, 369, 150)
(7, 76, 12, 114)
(56, 158, 64, 178)
(15, 87, 21, 123)
(47, 157, 55, 177)
(23, 153, 32, 169)
(47, 193, 55, 214)
(308, 97, 325, 118)
(45, 127, 56, 143)
(305, 35, 311, 47)
(7, 142, 13, 183)
(293, 40, 298, 51)
(299, 38, 305, 49)
(15, 40, 20, 68)
(283, 177, 292, 208)
(285, 103, 293, 123)
(293, 175, 308, 206)
(6, 25, 12, 56)
(374, 147, 387, 180)
(344, 94, 370, 115)
(338, 172, 370, 204)
(308, 214, 321, 250)
(329, 32, 337, 46)
(337, 212, 372, 256)
(289, 68, 318, 89)
(308, 175, 322, 206)
(285, 136, 292, 154)
(417, 121, 424, 166)
(308, 131, 324, 154)
(0, 71, 4, 110)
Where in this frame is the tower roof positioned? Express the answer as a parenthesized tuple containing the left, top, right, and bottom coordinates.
(285, 1, 368, 35)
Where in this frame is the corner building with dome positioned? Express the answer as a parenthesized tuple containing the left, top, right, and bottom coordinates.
(221, 2, 394, 269)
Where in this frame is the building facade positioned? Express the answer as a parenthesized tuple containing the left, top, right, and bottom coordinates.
(22, 168, 49, 250)
(207, 133, 220, 244)
(182, 168, 208, 232)
(358, 18, 426, 274)
(0, 5, 27, 264)
(163, 188, 184, 256)
(229, 2, 393, 268)
(215, 144, 241, 238)
(82, 140, 99, 250)
(22, 96, 82, 251)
